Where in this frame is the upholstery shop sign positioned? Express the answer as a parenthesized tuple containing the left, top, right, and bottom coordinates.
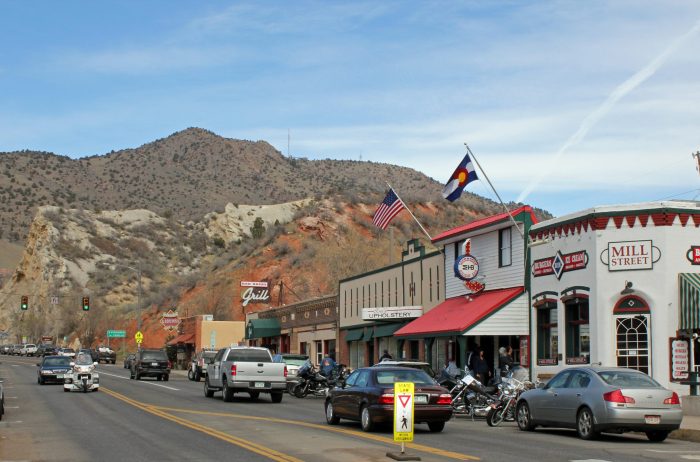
(671, 338, 690, 381)
(532, 250, 588, 280)
(240, 281, 271, 307)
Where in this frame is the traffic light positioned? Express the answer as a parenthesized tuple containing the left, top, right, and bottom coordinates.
(20, 295, 28, 310)
(82, 296, 90, 311)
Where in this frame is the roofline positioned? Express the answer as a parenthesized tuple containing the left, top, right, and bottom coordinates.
(432, 205, 537, 243)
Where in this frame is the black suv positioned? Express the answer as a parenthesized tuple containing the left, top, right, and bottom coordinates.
(130, 349, 171, 381)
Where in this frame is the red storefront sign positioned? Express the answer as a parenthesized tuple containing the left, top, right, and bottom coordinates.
(532, 250, 588, 280)
(687, 246, 700, 265)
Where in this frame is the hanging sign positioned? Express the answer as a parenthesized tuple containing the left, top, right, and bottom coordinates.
(241, 287, 271, 306)
(600, 240, 661, 271)
(687, 246, 700, 265)
(393, 382, 414, 442)
(532, 250, 588, 279)
(454, 239, 479, 281)
(160, 310, 181, 331)
(670, 338, 690, 382)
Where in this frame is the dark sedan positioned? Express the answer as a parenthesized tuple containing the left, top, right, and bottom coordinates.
(37, 355, 73, 385)
(324, 366, 453, 432)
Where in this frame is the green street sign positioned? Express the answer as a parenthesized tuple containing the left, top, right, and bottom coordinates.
(107, 330, 126, 338)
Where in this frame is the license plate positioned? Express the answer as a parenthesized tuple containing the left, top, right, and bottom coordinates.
(461, 375, 475, 386)
(254, 382, 265, 388)
(151, 362, 158, 366)
(56, 374, 64, 379)
(415, 395, 428, 404)
(645, 415, 660, 424)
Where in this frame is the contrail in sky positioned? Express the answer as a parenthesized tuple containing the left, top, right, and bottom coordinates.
(517, 18, 700, 204)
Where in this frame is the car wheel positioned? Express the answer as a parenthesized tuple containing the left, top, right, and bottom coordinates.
(204, 378, 214, 398)
(194, 370, 201, 382)
(63, 387, 70, 392)
(360, 405, 374, 432)
(271, 392, 283, 403)
(222, 377, 234, 402)
(428, 421, 445, 432)
(325, 400, 340, 425)
(576, 407, 599, 440)
(516, 401, 536, 431)
(129, 370, 134, 379)
(188, 369, 194, 381)
(646, 430, 670, 442)
(249, 391, 260, 401)
(38, 376, 44, 385)
(163, 375, 169, 382)
(157, 375, 162, 381)
(135, 372, 141, 381)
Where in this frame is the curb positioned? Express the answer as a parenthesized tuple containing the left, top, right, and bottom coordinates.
(671, 428, 700, 443)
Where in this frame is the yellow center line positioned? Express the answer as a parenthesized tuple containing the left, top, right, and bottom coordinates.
(152, 405, 480, 460)
(101, 387, 303, 462)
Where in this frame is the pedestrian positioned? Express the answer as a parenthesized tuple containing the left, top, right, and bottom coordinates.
(467, 343, 480, 374)
(379, 349, 393, 362)
(499, 346, 514, 377)
(473, 349, 491, 384)
(320, 352, 336, 377)
(444, 357, 460, 378)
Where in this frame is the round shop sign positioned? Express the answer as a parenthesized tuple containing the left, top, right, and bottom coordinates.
(454, 254, 479, 281)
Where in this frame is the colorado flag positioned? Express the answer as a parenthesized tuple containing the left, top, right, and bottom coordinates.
(442, 153, 478, 202)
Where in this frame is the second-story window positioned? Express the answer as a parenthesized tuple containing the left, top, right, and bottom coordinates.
(499, 227, 512, 267)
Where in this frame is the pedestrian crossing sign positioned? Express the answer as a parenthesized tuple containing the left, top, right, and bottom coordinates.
(393, 382, 414, 442)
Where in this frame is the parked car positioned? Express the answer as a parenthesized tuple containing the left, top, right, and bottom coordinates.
(130, 349, 171, 381)
(97, 345, 116, 364)
(79, 348, 99, 363)
(20, 344, 37, 356)
(204, 346, 286, 403)
(188, 349, 217, 382)
(273, 353, 309, 391)
(324, 366, 453, 432)
(372, 360, 437, 378)
(11, 344, 22, 355)
(515, 366, 683, 442)
(58, 348, 75, 358)
(123, 353, 136, 369)
(37, 355, 73, 385)
(1, 345, 11, 355)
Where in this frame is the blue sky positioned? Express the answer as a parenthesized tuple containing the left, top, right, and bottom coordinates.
(1, 1, 699, 216)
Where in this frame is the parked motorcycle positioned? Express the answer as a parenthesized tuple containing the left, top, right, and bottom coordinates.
(292, 361, 348, 398)
(444, 371, 497, 418)
(486, 372, 536, 427)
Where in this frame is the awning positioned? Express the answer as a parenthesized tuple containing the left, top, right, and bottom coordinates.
(344, 328, 364, 342)
(395, 287, 525, 338)
(679, 273, 700, 330)
(246, 318, 281, 339)
(362, 327, 374, 341)
(167, 333, 194, 345)
(373, 323, 404, 338)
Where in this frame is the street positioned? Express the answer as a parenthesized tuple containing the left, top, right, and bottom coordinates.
(1, 356, 699, 462)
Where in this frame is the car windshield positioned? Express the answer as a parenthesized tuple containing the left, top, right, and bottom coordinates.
(75, 353, 93, 365)
(597, 370, 660, 388)
(43, 357, 71, 367)
(203, 351, 217, 359)
(64, 348, 75, 353)
(375, 369, 436, 385)
(142, 351, 167, 361)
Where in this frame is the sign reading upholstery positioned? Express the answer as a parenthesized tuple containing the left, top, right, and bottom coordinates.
(671, 338, 690, 381)
(362, 306, 422, 321)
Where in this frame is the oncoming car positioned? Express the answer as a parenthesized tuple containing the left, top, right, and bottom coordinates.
(37, 355, 73, 385)
(515, 366, 682, 442)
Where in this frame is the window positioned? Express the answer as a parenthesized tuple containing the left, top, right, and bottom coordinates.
(355, 370, 370, 387)
(569, 371, 591, 388)
(299, 342, 308, 356)
(536, 302, 558, 363)
(315, 340, 323, 365)
(345, 370, 359, 387)
(565, 298, 590, 363)
(499, 228, 512, 267)
(546, 371, 571, 389)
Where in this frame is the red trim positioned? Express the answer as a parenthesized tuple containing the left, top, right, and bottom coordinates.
(625, 215, 636, 228)
(613, 295, 650, 314)
(561, 293, 589, 303)
(638, 214, 649, 227)
(694, 215, 700, 227)
(613, 216, 625, 229)
(679, 213, 690, 227)
(432, 206, 536, 243)
(533, 298, 557, 308)
(594, 217, 609, 229)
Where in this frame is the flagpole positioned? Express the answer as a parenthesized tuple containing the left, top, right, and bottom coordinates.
(465, 144, 525, 239)
(386, 182, 433, 242)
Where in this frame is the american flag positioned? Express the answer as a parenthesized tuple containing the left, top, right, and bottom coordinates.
(372, 188, 406, 230)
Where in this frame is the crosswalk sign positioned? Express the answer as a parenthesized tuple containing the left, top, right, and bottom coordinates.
(393, 382, 414, 442)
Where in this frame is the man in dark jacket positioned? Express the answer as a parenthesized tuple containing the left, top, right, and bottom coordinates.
(473, 349, 490, 384)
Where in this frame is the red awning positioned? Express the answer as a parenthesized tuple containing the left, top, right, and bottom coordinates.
(167, 333, 194, 345)
(394, 287, 524, 337)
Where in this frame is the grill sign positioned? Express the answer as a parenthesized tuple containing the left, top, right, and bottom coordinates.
(687, 246, 700, 265)
(241, 287, 271, 306)
(532, 250, 588, 279)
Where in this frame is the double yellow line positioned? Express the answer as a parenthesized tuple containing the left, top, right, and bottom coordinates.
(102, 387, 480, 461)
(101, 387, 303, 462)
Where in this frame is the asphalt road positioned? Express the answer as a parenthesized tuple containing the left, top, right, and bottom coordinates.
(2, 356, 700, 462)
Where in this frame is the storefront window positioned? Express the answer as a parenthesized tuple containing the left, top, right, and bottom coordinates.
(536, 302, 558, 364)
(565, 299, 590, 364)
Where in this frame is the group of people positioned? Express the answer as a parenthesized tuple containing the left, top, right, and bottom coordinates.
(458, 344, 515, 384)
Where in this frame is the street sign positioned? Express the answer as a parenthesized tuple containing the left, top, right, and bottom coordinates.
(135, 331, 144, 344)
(107, 330, 126, 338)
(393, 382, 414, 442)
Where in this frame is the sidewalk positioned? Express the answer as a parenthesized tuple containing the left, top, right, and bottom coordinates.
(672, 415, 700, 443)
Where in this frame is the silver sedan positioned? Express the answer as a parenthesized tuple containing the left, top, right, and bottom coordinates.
(516, 366, 682, 442)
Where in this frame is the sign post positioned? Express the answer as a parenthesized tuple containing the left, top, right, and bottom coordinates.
(387, 382, 420, 461)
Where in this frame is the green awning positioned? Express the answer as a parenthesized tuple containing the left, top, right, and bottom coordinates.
(345, 328, 364, 342)
(246, 318, 281, 339)
(362, 327, 374, 342)
(373, 323, 403, 338)
(679, 273, 700, 330)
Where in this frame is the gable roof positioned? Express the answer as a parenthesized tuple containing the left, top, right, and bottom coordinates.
(431, 205, 536, 243)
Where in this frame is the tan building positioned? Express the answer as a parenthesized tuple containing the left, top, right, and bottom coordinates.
(168, 315, 245, 366)
(338, 239, 445, 369)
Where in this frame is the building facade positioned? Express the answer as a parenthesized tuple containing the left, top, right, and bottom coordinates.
(529, 201, 700, 391)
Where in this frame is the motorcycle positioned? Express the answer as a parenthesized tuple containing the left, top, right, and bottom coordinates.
(292, 361, 348, 398)
(63, 353, 99, 393)
(485, 371, 536, 427)
(444, 371, 497, 418)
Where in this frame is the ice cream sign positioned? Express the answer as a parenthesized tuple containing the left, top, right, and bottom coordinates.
(600, 240, 661, 272)
(532, 250, 588, 280)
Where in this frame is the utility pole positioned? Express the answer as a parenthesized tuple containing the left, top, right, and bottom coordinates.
(693, 151, 700, 176)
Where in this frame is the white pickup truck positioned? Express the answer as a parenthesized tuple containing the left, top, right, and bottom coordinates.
(204, 346, 287, 403)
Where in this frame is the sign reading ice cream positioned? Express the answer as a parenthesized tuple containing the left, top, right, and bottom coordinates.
(601, 240, 661, 272)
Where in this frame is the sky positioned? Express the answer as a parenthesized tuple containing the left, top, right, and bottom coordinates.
(1, 1, 699, 217)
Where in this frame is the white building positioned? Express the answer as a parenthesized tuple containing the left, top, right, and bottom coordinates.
(529, 201, 700, 391)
